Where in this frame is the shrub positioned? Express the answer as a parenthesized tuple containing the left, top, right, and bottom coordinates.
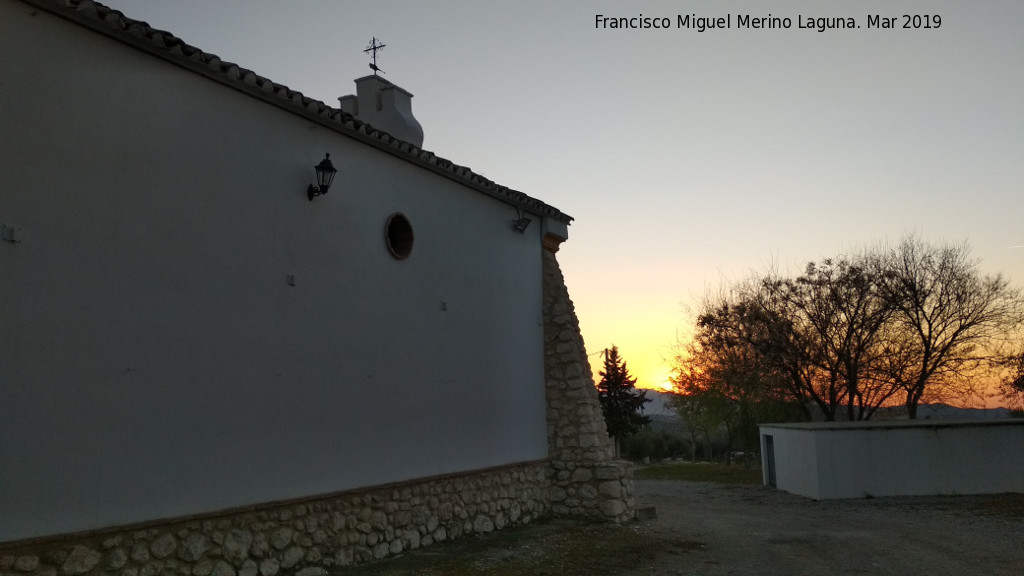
(620, 428, 690, 461)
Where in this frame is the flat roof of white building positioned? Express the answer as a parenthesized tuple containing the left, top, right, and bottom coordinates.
(761, 419, 1024, 431)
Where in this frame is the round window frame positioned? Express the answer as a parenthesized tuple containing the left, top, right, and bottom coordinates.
(385, 212, 414, 260)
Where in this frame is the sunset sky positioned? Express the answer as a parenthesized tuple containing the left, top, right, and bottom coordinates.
(119, 0, 1024, 397)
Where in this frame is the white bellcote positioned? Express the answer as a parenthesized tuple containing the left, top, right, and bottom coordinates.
(339, 76, 424, 148)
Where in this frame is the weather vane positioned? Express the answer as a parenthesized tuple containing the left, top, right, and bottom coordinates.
(364, 36, 386, 75)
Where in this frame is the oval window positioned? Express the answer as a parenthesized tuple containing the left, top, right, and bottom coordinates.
(385, 213, 414, 260)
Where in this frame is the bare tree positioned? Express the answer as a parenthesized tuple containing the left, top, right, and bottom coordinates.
(779, 256, 900, 420)
(876, 236, 1024, 418)
(669, 389, 708, 462)
(687, 283, 810, 419)
(997, 351, 1024, 409)
(703, 274, 867, 421)
(669, 339, 761, 462)
(675, 237, 1023, 422)
(672, 287, 811, 460)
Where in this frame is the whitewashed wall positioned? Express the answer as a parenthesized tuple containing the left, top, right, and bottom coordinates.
(760, 426, 820, 497)
(761, 420, 1024, 499)
(0, 0, 548, 542)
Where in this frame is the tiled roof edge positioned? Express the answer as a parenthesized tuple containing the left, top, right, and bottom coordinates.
(23, 0, 573, 224)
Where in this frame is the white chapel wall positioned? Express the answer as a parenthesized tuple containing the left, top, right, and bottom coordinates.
(0, 0, 548, 542)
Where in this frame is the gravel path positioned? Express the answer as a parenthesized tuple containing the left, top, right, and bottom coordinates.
(633, 479, 1024, 576)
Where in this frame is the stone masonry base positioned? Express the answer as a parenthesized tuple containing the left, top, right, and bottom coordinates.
(549, 459, 634, 521)
(0, 461, 550, 576)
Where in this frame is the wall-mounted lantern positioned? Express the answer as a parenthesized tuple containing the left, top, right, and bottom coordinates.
(307, 153, 338, 201)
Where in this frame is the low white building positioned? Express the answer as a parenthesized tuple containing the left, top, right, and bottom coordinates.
(761, 420, 1024, 499)
(0, 0, 632, 572)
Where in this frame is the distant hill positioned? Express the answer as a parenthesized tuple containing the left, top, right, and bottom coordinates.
(639, 389, 679, 417)
(879, 403, 1013, 421)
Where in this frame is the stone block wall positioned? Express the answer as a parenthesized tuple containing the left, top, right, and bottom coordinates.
(0, 461, 549, 576)
(548, 460, 634, 520)
(541, 245, 635, 523)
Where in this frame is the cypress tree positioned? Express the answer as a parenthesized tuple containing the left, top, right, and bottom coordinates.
(597, 346, 651, 450)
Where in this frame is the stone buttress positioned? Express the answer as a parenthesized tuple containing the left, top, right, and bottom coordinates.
(541, 244, 635, 522)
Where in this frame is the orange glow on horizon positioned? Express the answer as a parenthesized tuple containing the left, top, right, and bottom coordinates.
(569, 283, 693, 399)
(641, 367, 676, 392)
(588, 352, 676, 393)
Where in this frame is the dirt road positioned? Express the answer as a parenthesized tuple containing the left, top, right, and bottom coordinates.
(343, 476, 1024, 575)
(635, 479, 1024, 575)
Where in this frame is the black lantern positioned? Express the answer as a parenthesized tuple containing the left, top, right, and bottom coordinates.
(512, 208, 531, 233)
(307, 153, 338, 201)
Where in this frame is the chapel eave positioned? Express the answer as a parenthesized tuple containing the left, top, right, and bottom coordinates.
(20, 0, 573, 226)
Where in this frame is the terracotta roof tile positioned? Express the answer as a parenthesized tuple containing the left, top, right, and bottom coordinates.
(23, 0, 572, 224)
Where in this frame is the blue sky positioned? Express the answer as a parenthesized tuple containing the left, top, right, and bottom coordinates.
(119, 0, 1024, 391)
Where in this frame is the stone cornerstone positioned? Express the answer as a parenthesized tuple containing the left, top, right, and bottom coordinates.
(0, 247, 633, 575)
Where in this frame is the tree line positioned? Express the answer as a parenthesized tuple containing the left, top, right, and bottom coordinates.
(670, 236, 1024, 447)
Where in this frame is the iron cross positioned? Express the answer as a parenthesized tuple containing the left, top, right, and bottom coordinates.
(364, 37, 386, 75)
